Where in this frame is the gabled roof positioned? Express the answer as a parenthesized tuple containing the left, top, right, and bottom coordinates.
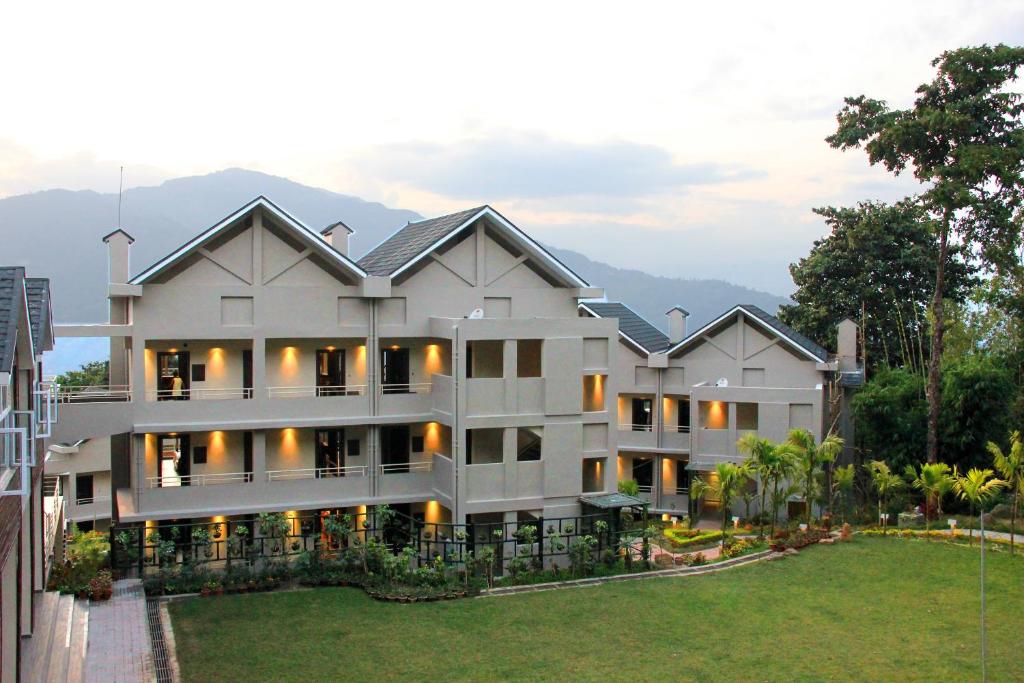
(357, 205, 589, 286)
(129, 196, 367, 284)
(667, 303, 828, 362)
(579, 301, 670, 354)
(24, 278, 53, 355)
(0, 267, 26, 374)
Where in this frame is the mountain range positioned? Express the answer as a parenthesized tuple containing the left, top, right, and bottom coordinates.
(0, 168, 789, 370)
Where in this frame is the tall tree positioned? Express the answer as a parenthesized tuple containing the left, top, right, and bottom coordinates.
(827, 45, 1024, 463)
(780, 201, 974, 372)
(54, 359, 109, 388)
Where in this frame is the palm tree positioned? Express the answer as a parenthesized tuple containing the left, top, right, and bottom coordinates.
(988, 432, 1024, 555)
(904, 462, 956, 532)
(691, 462, 747, 549)
(832, 464, 856, 525)
(866, 461, 904, 535)
(737, 434, 776, 539)
(787, 429, 844, 526)
(954, 468, 1007, 547)
(766, 444, 799, 538)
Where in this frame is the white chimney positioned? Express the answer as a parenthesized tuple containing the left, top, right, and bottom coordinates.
(321, 221, 354, 257)
(102, 228, 135, 285)
(837, 318, 858, 372)
(666, 306, 689, 345)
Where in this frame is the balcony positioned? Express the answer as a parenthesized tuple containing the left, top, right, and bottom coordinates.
(662, 425, 691, 452)
(377, 460, 434, 498)
(378, 383, 433, 417)
(68, 496, 113, 522)
(617, 423, 657, 449)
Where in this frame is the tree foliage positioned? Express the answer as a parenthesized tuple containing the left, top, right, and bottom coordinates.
(54, 359, 109, 388)
(827, 44, 1024, 462)
(779, 201, 975, 372)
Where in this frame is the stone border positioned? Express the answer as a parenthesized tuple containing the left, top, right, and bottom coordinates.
(479, 548, 778, 597)
(158, 602, 182, 683)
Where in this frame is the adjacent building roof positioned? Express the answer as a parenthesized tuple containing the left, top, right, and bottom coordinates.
(579, 492, 649, 509)
(130, 196, 367, 284)
(578, 301, 670, 354)
(358, 206, 484, 276)
(667, 303, 828, 362)
(0, 267, 26, 374)
(357, 205, 589, 286)
(24, 278, 53, 354)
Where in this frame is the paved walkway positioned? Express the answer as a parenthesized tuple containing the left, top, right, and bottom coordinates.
(85, 579, 155, 683)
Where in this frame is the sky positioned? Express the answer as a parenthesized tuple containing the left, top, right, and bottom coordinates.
(2, 1, 1022, 296)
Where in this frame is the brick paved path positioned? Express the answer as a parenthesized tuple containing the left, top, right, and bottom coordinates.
(85, 579, 155, 683)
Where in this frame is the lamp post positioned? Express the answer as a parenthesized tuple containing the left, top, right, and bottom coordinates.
(980, 509, 987, 683)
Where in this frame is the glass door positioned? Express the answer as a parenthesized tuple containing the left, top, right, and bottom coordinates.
(316, 349, 346, 396)
(157, 351, 190, 400)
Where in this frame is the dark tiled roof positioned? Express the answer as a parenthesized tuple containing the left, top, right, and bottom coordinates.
(25, 278, 52, 353)
(0, 267, 25, 373)
(582, 301, 670, 353)
(357, 206, 487, 276)
(739, 304, 828, 361)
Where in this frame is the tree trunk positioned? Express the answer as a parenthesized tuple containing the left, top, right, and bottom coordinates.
(759, 483, 768, 540)
(1011, 488, 1018, 555)
(926, 213, 950, 465)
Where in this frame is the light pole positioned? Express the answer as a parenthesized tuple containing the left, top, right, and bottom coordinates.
(980, 510, 987, 683)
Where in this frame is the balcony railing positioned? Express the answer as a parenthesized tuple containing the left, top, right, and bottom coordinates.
(380, 383, 432, 395)
(266, 385, 367, 399)
(378, 461, 433, 475)
(619, 423, 654, 432)
(146, 387, 251, 401)
(58, 385, 131, 404)
(265, 465, 368, 481)
(636, 484, 654, 494)
(664, 425, 691, 433)
(146, 471, 253, 488)
(74, 496, 112, 506)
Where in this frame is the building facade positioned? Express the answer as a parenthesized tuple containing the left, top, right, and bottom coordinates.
(48, 196, 858, 570)
(0, 268, 58, 683)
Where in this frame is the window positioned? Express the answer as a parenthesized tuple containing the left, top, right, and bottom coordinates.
(191, 364, 206, 382)
(632, 398, 653, 431)
(677, 397, 691, 432)
(675, 465, 691, 493)
(75, 473, 94, 504)
(192, 446, 208, 464)
(632, 457, 653, 490)
(737, 403, 758, 431)
(517, 339, 542, 377)
(347, 439, 360, 456)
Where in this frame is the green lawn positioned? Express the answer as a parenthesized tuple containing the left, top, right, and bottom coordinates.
(168, 538, 1024, 682)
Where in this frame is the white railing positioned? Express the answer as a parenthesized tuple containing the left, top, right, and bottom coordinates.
(664, 425, 691, 433)
(378, 461, 433, 474)
(58, 385, 132, 403)
(34, 380, 57, 437)
(0, 408, 30, 497)
(74, 496, 112, 507)
(146, 386, 251, 401)
(380, 383, 432, 395)
(43, 477, 63, 570)
(618, 423, 654, 432)
(146, 471, 253, 488)
(266, 465, 368, 481)
(636, 484, 654, 494)
(266, 384, 367, 399)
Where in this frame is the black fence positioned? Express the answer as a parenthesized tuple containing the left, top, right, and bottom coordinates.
(111, 506, 652, 576)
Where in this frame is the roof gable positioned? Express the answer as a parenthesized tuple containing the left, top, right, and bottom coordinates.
(0, 267, 25, 374)
(579, 301, 669, 354)
(24, 278, 53, 355)
(130, 196, 366, 284)
(667, 304, 828, 362)
(357, 206, 588, 287)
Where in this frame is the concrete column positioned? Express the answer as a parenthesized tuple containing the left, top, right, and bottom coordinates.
(503, 426, 517, 499)
(252, 430, 267, 482)
(130, 342, 145, 403)
(728, 402, 738, 455)
(252, 336, 266, 399)
(503, 339, 516, 413)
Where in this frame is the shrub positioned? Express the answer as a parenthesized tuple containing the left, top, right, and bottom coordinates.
(88, 571, 113, 601)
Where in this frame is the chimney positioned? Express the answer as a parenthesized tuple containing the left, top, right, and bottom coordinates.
(837, 318, 858, 372)
(102, 229, 135, 285)
(666, 306, 689, 345)
(321, 221, 354, 257)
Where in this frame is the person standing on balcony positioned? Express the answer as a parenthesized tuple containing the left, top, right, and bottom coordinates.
(171, 371, 184, 400)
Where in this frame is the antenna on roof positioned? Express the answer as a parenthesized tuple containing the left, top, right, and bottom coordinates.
(117, 165, 124, 228)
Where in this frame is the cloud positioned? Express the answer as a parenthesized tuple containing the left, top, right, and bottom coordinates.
(0, 139, 170, 198)
(355, 131, 762, 200)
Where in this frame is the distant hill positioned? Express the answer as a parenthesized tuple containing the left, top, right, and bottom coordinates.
(0, 168, 789, 371)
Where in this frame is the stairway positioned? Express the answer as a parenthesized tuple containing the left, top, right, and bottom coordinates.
(21, 590, 89, 683)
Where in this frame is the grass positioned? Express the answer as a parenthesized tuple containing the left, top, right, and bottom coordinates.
(168, 538, 1024, 682)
